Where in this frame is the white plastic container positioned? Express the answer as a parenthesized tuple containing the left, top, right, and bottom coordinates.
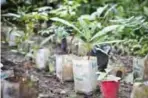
(130, 82, 148, 98)
(72, 56, 98, 94)
(143, 55, 148, 80)
(62, 55, 73, 81)
(56, 55, 63, 80)
(56, 54, 73, 81)
(7, 28, 23, 47)
(8, 32, 17, 46)
(133, 57, 144, 81)
(35, 48, 49, 69)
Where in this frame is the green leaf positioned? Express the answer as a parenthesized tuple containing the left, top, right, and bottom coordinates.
(37, 6, 52, 11)
(91, 25, 120, 41)
(78, 19, 90, 40)
(96, 68, 112, 81)
(2, 13, 21, 18)
(40, 34, 55, 46)
(96, 68, 120, 81)
(104, 4, 117, 17)
(97, 72, 108, 81)
(95, 40, 124, 46)
(50, 17, 82, 34)
(96, 5, 108, 17)
(79, 15, 91, 20)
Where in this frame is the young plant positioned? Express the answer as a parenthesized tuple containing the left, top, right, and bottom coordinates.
(40, 25, 69, 46)
(96, 68, 121, 82)
(2, 6, 50, 43)
(50, 17, 123, 59)
(2, 8, 49, 55)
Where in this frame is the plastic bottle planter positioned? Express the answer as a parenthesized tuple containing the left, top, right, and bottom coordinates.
(48, 58, 56, 74)
(143, 55, 148, 81)
(62, 55, 73, 81)
(133, 57, 145, 81)
(56, 55, 73, 82)
(56, 55, 63, 80)
(7, 29, 23, 47)
(72, 56, 98, 95)
(2, 79, 20, 98)
(35, 48, 49, 69)
(8, 32, 17, 46)
(100, 81, 120, 98)
(130, 82, 148, 98)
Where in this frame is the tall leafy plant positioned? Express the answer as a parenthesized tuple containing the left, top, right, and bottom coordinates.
(40, 25, 69, 46)
(50, 17, 123, 59)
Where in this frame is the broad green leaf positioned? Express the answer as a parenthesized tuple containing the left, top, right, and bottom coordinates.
(50, 17, 82, 34)
(96, 67, 112, 81)
(78, 19, 90, 40)
(96, 5, 108, 17)
(2, 13, 21, 18)
(96, 68, 120, 81)
(40, 34, 55, 46)
(97, 72, 107, 81)
(110, 16, 134, 24)
(11, 49, 18, 53)
(104, 4, 117, 17)
(95, 40, 124, 46)
(79, 15, 90, 20)
(91, 25, 120, 41)
(37, 6, 52, 11)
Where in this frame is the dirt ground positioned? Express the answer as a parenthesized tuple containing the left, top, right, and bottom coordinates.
(1, 43, 133, 98)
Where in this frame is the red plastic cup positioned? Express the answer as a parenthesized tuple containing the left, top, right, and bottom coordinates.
(100, 81, 120, 98)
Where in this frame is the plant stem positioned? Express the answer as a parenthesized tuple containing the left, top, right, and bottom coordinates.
(68, 35, 74, 54)
(88, 51, 90, 60)
(88, 55, 90, 60)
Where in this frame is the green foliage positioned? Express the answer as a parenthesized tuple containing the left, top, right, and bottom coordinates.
(51, 17, 123, 56)
(40, 26, 69, 46)
(96, 68, 121, 81)
(1, 0, 148, 57)
(49, 0, 88, 21)
(110, 16, 148, 56)
(50, 1, 77, 20)
(2, 10, 49, 42)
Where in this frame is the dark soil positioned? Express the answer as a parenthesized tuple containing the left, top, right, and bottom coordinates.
(1, 44, 133, 98)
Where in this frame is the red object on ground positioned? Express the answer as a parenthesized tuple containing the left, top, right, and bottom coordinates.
(100, 81, 120, 98)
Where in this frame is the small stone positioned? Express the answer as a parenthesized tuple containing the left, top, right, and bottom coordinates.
(38, 93, 54, 98)
(60, 90, 66, 94)
(30, 75, 39, 82)
(54, 89, 61, 94)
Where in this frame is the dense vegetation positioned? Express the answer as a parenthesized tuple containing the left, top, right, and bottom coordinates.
(1, 0, 148, 57)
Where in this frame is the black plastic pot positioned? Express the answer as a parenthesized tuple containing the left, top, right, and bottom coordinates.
(90, 45, 111, 72)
